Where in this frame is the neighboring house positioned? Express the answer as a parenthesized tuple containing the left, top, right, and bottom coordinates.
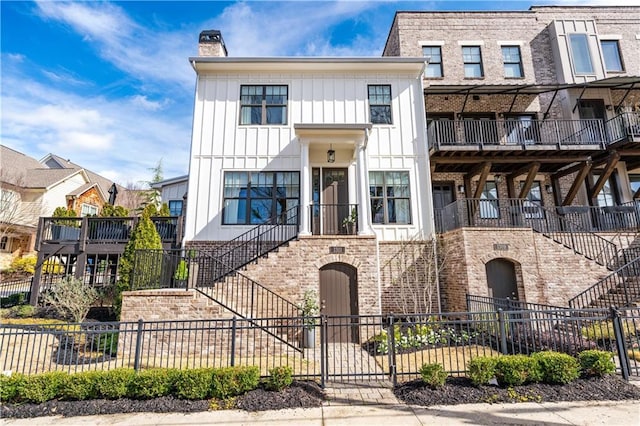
(383, 5, 640, 311)
(0, 145, 123, 268)
(151, 175, 188, 216)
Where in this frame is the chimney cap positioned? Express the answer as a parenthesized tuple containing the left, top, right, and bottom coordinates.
(198, 30, 227, 56)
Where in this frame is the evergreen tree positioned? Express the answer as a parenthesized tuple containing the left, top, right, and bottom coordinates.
(114, 204, 162, 317)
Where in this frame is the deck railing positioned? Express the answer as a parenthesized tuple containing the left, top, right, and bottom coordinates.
(36, 216, 181, 248)
(605, 112, 640, 144)
(310, 203, 358, 235)
(556, 202, 640, 232)
(428, 118, 606, 149)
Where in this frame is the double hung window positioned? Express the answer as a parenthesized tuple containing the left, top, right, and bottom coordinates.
(168, 200, 183, 216)
(462, 46, 484, 78)
(422, 46, 443, 78)
(240, 85, 288, 125)
(369, 171, 411, 224)
(501, 46, 524, 78)
(368, 85, 392, 124)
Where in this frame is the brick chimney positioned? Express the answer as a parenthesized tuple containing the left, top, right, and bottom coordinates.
(198, 30, 227, 57)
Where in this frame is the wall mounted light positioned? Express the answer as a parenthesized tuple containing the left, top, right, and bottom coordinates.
(545, 184, 553, 194)
(606, 105, 613, 111)
(457, 185, 465, 193)
(494, 174, 503, 183)
(327, 144, 335, 163)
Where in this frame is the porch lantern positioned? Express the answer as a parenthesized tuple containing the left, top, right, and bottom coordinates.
(327, 145, 336, 163)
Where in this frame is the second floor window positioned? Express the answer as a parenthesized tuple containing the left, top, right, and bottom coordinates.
(501, 46, 523, 78)
(601, 40, 624, 72)
(368, 85, 392, 124)
(568, 34, 594, 75)
(240, 85, 288, 125)
(462, 46, 483, 78)
(422, 46, 443, 78)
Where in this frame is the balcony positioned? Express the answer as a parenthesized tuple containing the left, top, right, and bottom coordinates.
(435, 198, 639, 234)
(605, 112, 640, 145)
(36, 216, 182, 251)
(428, 118, 606, 151)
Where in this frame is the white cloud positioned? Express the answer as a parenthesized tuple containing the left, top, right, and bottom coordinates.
(129, 95, 168, 112)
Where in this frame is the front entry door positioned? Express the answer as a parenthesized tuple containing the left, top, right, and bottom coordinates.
(320, 263, 358, 342)
(485, 258, 518, 300)
(319, 168, 349, 234)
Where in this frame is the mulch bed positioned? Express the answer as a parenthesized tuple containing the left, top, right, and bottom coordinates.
(394, 375, 640, 406)
(0, 381, 325, 419)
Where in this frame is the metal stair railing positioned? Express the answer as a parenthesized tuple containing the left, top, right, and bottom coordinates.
(132, 249, 304, 352)
(211, 205, 299, 281)
(568, 256, 640, 309)
(529, 204, 618, 268)
(436, 198, 618, 267)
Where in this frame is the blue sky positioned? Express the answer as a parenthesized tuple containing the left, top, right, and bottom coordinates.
(1, 0, 633, 187)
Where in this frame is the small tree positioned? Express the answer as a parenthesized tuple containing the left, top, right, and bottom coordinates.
(100, 204, 129, 217)
(41, 276, 99, 323)
(114, 204, 163, 317)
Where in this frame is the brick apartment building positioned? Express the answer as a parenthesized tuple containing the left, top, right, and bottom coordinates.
(384, 5, 640, 311)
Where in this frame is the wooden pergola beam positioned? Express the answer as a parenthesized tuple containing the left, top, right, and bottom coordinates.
(552, 160, 592, 180)
(633, 186, 640, 199)
(517, 163, 541, 199)
(464, 162, 492, 199)
(562, 162, 592, 206)
(588, 152, 620, 201)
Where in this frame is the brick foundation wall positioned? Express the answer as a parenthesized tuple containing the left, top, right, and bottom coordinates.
(439, 228, 610, 312)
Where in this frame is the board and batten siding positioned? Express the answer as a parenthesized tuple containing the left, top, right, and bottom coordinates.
(185, 70, 432, 242)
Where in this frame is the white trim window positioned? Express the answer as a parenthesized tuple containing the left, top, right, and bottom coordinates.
(81, 203, 98, 217)
(462, 46, 484, 78)
(501, 46, 524, 78)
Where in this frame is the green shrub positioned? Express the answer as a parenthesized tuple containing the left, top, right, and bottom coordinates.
(468, 357, 497, 386)
(579, 350, 616, 377)
(211, 366, 260, 399)
(419, 363, 448, 389)
(266, 366, 293, 391)
(0, 293, 30, 309)
(91, 332, 118, 357)
(40, 276, 99, 323)
(128, 369, 174, 399)
(531, 351, 580, 384)
(42, 258, 64, 274)
(174, 369, 213, 399)
(494, 355, 541, 387)
(0, 374, 26, 402)
(95, 369, 135, 399)
(18, 372, 67, 403)
(60, 371, 100, 400)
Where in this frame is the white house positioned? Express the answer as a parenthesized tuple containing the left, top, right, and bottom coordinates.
(181, 31, 436, 319)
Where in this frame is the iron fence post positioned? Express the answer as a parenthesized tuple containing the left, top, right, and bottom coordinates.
(133, 319, 144, 372)
(387, 314, 397, 386)
(320, 314, 327, 388)
(610, 306, 630, 381)
(497, 309, 508, 355)
(231, 316, 237, 367)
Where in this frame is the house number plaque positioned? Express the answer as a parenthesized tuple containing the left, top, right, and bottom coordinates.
(329, 246, 345, 254)
(493, 244, 509, 251)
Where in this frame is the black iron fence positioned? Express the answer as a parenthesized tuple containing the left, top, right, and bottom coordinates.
(2, 306, 638, 383)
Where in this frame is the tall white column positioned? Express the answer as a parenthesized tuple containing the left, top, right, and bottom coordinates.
(356, 137, 375, 235)
(299, 139, 311, 236)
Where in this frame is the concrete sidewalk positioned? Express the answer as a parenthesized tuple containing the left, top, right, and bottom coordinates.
(3, 382, 640, 425)
(2, 400, 639, 426)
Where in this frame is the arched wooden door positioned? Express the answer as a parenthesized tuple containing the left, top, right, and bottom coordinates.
(485, 258, 518, 300)
(319, 263, 358, 343)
